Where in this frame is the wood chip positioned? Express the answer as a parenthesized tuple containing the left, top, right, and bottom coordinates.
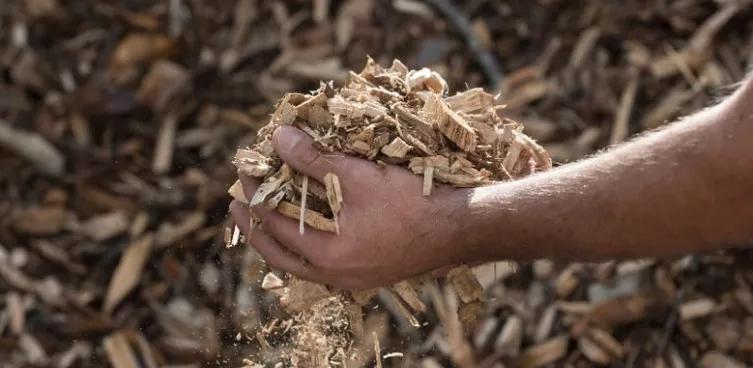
(103, 234, 153, 314)
(515, 335, 569, 368)
(103, 332, 141, 368)
(437, 101, 477, 152)
(79, 211, 130, 241)
(679, 298, 716, 320)
(261, 273, 284, 290)
(494, 315, 523, 356)
(447, 265, 484, 304)
(7, 292, 24, 335)
(422, 165, 434, 196)
(381, 137, 412, 158)
(279, 278, 331, 312)
(276, 201, 337, 233)
(392, 281, 426, 313)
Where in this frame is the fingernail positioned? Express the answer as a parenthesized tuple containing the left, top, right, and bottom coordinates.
(274, 126, 305, 153)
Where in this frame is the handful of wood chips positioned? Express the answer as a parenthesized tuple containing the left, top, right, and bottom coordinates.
(227, 57, 552, 328)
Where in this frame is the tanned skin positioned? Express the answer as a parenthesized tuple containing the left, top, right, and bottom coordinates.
(229, 76, 753, 290)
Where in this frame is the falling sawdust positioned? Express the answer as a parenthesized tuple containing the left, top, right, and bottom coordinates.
(288, 295, 353, 367)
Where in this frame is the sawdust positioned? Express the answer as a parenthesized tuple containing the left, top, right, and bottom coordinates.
(288, 296, 354, 367)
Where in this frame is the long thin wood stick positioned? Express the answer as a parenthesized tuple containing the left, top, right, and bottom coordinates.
(300, 175, 309, 235)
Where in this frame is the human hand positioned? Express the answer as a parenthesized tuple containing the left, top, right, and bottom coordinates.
(229, 126, 473, 290)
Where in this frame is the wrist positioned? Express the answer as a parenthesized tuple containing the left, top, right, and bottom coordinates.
(442, 183, 525, 265)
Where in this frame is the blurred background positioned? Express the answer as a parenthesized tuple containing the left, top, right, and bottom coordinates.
(1, 0, 753, 367)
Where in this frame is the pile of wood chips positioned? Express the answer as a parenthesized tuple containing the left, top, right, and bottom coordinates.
(227, 57, 552, 366)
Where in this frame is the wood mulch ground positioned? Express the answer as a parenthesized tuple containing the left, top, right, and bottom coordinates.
(1, 0, 752, 367)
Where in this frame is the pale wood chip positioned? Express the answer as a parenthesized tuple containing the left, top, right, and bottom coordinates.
(372, 133, 391, 150)
(279, 278, 332, 312)
(20, 333, 49, 366)
(351, 140, 371, 154)
(80, 211, 130, 241)
(502, 137, 526, 174)
(494, 315, 523, 356)
(445, 88, 496, 114)
(103, 332, 141, 368)
(261, 272, 284, 290)
(306, 104, 334, 127)
(679, 297, 716, 320)
(129, 212, 150, 238)
(447, 265, 484, 303)
(381, 137, 412, 158)
(152, 113, 178, 174)
(295, 92, 328, 116)
(578, 333, 613, 365)
(299, 175, 309, 234)
(362, 100, 389, 118)
(406, 67, 448, 94)
(429, 285, 476, 368)
(228, 179, 248, 204)
(473, 318, 499, 350)
(389, 59, 409, 77)
(383, 288, 420, 328)
(535, 305, 557, 343)
(250, 174, 284, 207)
(501, 123, 516, 144)
(7, 292, 24, 335)
(351, 288, 378, 306)
(423, 166, 434, 196)
(515, 335, 569, 368)
(271, 93, 297, 125)
(328, 94, 364, 119)
(438, 102, 478, 152)
(103, 234, 153, 314)
(374, 331, 383, 368)
(276, 201, 337, 233)
(587, 327, 625, 359)
(469, 120, 499, 145)
(233, 148, 275, 178)
(392, 280, 426, 313)
(323, 172, 343, 214)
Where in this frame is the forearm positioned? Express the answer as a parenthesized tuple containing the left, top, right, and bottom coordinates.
(455, 80, 753, 263)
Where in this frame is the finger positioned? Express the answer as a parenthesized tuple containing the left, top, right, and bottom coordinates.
(246, 226, 331, 284)
(229, 200, 253, 237)
(272, 125, 350, 182)
(238, 171, 260, 203)
(255, 207, 333, 264)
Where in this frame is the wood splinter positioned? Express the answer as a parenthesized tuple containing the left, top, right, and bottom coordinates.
(300, 175, 309, 235)
(423, 166, 434, 196)
(324, 172, 343, 234)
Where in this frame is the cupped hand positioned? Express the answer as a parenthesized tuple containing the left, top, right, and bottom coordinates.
(229, 125, 473, 290)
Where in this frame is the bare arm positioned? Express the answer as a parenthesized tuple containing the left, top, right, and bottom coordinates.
(230, 78, 753, 290)
(457, 78, 753, 264)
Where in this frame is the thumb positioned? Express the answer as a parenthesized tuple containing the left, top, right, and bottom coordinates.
(273, 125, 342, 181)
